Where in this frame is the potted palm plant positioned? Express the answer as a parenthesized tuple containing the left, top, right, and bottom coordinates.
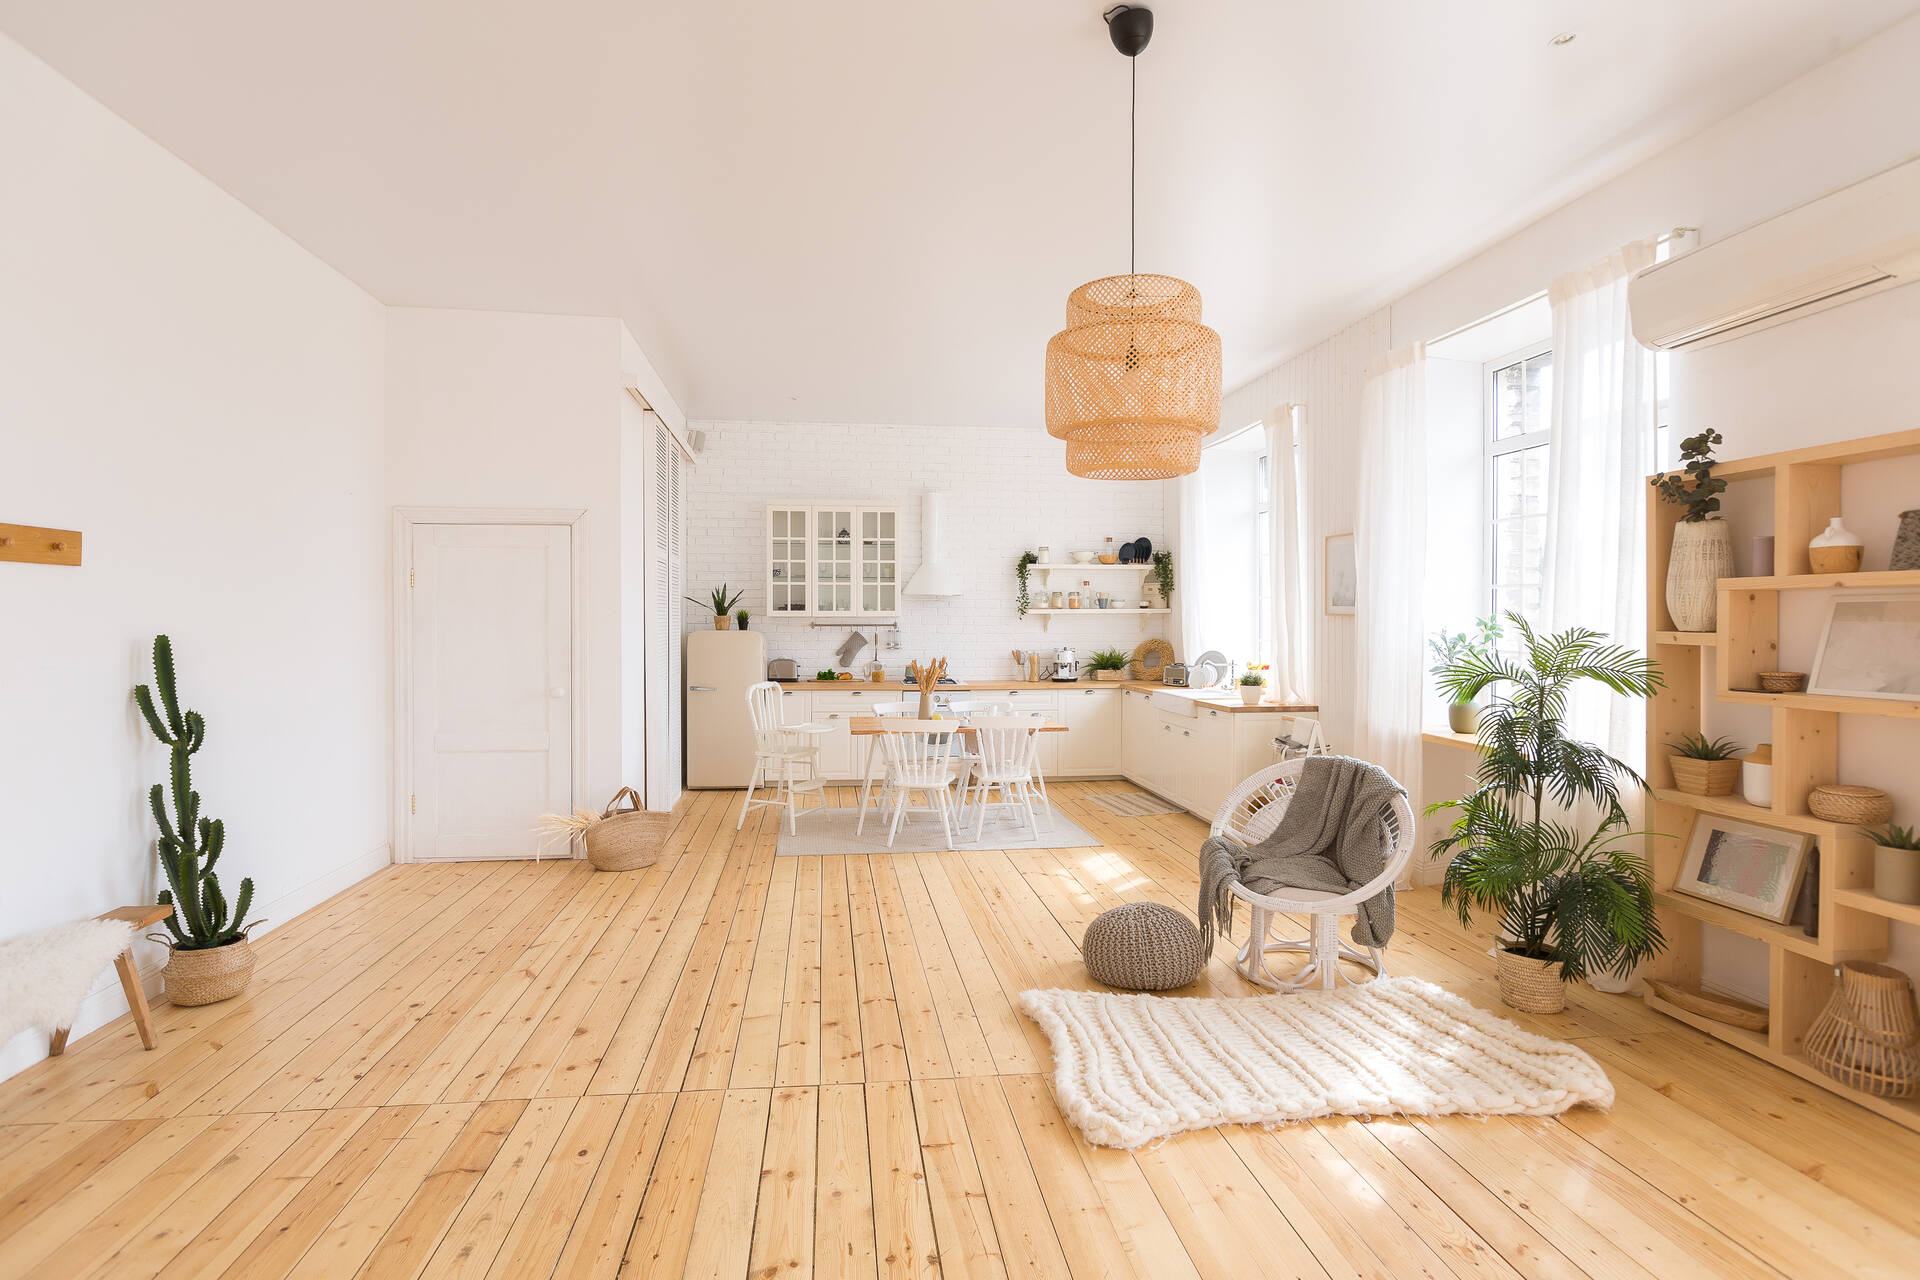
(135, 636, 258, 1005)
(686, 585, 745, 630)
(1429, 615, 1668, 1013)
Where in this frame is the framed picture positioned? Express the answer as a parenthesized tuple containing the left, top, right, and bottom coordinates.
(1324, 533, 1356, 616)
(1674, 813, 1813, 923)
(1808, 592, 1920, 702)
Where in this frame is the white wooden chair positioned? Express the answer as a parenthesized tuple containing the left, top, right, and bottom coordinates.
(875, 720, 963, 849)
(739, 680, 827, 834)
(957, 716, 1042, 841)
(1209, 759, 1416, 992)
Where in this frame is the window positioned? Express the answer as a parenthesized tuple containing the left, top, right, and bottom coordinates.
(1254, 445, 1272, 665)
(1486, 342, 1552, 633)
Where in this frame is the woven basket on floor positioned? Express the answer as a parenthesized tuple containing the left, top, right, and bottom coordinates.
(1806, 784, 1894, 826)
(1495, 948, 1567, 1014)
(1805, 961, 1920, 1098)
(162, 938, 255, 1006)
(585, 787, 669, 871)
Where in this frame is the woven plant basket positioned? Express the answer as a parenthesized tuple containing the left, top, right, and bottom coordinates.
(1807, 784, 1893, 825)
(162, 937, 256, 1006)
(1670, 756, 1741, 797)
(1805, 961, 1920, 1098)
(1495, 948, 1567, 1014)
(585, 787, 669, 871)
(1092, 668, 1127, 682)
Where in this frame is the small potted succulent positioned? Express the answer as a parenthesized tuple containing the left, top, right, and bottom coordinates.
(1088, 647, 1130, 682)
(1872, 824, 1920, 906)
(1238, 664, 1269, 705)
(687, 585, 745, 630)
(735, 608, 750, 631)
(1668, 733, 1743, 797)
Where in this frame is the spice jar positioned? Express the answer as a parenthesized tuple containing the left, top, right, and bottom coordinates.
(1049, 590, 1066, 609)
(1067, 590, 1082, 609)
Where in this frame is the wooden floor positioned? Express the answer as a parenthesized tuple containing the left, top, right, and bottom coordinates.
(3, 783, 1918, 1279)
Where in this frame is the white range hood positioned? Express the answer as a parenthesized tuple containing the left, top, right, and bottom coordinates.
(904, 491, 962, 597)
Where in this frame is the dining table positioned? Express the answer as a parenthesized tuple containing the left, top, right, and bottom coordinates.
(845, 713, 1067, 833)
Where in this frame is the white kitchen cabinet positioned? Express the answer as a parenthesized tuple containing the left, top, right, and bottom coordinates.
(1058, 687, 1120, 775)
(810, 687, 888, 779)
(766, 503, 900, 619)
(1121, 688, 1153, 782)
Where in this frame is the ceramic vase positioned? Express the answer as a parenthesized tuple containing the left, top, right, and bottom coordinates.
(1666, 519, 1733, 632)
(1892, 510, 1920, 572)
(1808, 516, 1864, 574)
(1448, 702, 1480, 734)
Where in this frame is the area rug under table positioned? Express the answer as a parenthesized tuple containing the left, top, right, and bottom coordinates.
(1017, 977, 1613, 1148)
(773, 807, 1103, 855)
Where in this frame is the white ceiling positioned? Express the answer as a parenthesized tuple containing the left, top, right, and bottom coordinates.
(5, 2, 1915, 426)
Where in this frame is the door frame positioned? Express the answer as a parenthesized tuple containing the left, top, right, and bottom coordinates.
(391, 506, 591, 863)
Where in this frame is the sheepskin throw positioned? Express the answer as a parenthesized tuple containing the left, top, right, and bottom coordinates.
(1018, 977, 1613, 1148)
(0, 918, 137, 1045)
(1082, 903, 1206, 991)
(1200, 755, 1403, 951)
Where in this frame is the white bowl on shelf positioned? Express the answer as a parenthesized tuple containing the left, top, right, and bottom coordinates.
(1069, 550, 1096, 563)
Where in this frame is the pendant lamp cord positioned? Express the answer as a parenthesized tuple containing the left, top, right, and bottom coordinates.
(1129, 52, 1136, 278)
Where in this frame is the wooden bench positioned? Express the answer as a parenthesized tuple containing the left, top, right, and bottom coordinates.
(49, 904, 174, 1056)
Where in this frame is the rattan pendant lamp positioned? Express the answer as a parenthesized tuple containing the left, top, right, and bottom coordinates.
(1046, 5, 1221, 480)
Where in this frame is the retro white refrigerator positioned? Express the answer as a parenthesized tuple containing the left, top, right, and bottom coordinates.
(685, 630, 766, 787)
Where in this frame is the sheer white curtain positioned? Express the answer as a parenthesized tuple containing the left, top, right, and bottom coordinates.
(1263, 403, 1311, 704)
(1542, 238, 1659, 765)
(1169, 468, 1206, 660)
(1353, 343, 1426, 798)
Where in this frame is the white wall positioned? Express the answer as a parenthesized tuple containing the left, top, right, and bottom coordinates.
(385, 309, 636, 818)
(0, 33, 391, 1078)
(682, 421, 1167, 681)
(1221, 12, 1920, 989)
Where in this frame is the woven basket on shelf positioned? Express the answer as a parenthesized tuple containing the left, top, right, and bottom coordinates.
(1670, 756, 1741, 797)
(1807, 784, 1894, 826)
(1805, 961, 1920, 1098)
(1495, 948, 1568, 1014)
(1757, 671, 1808, 693)
(585, 788, 670, 872)
(162, 938, 256, 1006)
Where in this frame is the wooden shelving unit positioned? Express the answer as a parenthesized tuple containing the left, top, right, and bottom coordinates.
(1642, 427, 1920, 1131)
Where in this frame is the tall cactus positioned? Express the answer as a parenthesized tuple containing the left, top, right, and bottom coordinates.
(135, 635, 253, 949)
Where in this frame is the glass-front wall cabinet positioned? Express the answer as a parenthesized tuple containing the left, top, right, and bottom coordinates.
(766, 503, 899, 618)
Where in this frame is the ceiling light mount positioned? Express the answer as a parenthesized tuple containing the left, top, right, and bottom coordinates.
(1549, 31, 1578, 46)
(1104, 5, 1154, 58)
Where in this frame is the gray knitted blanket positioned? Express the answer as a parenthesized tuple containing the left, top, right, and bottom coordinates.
(1199, 755, 1405, 952)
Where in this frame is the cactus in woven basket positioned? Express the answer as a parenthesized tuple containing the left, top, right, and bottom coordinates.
(135, 635, 253, 950)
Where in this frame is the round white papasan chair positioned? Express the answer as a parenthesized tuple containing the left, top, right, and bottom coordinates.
(1209, 758, 1417, 992)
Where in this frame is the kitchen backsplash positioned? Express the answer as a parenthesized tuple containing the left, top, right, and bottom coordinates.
(682, 419, 1170, 680)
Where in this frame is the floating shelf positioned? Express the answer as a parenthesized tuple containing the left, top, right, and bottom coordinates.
(1025, 606, 1168, 632)
(1716, 689, 1920, 719)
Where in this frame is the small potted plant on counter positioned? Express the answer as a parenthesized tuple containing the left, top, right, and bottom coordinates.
(1667, 733, 1743, 797)
(1088, 647, 1130, 681)
(687, 585, 745, 630)
(1428, 616, 1502, 733)
(1872, 824, 1920, 906)
(1237, 665, 1268, 706)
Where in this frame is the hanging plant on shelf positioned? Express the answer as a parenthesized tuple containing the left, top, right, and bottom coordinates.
(1016, 551, 1039, 616)
(1150, 551, 1174, 606)
(1649, 430, 1731, 633)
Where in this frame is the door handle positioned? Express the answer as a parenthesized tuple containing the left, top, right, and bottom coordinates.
(549, 687, 568, 698)
(689, 685, 716, 692)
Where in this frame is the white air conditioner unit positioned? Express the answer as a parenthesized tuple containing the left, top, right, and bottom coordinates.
(1630, 155, 1920, 350)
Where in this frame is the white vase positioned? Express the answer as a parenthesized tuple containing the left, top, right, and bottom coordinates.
(1807, 516, 1864, 574)
(1667, 519, 1733, 632)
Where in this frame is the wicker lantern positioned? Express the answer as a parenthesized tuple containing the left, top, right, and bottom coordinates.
(1047, 6, 1221, 481)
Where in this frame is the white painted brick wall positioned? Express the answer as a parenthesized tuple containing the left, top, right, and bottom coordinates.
(683, 420, 1169, 680)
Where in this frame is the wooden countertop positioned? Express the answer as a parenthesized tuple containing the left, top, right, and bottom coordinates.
(775, 677, 1316, 714)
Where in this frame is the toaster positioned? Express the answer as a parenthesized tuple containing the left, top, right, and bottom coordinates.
(1162, 662, 1190, 687)
(767, 658, 799, 682)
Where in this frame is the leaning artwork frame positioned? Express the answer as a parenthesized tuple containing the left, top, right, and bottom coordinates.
(1324, 533, 1356, 616)
(1674, 813, 1814, 924)
(1808, 592, 1920, 703)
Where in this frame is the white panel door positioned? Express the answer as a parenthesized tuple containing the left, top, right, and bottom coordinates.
(411, 524, 572, 860)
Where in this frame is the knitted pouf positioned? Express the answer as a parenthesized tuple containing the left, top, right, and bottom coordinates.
(1082, 902, 1207, 992)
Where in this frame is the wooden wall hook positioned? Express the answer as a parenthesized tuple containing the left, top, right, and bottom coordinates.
(0, 523, 83, 566)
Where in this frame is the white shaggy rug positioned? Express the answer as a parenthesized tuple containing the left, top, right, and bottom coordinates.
(1017, 977, 1613, 1148)
(0, 918, 136, 1044)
